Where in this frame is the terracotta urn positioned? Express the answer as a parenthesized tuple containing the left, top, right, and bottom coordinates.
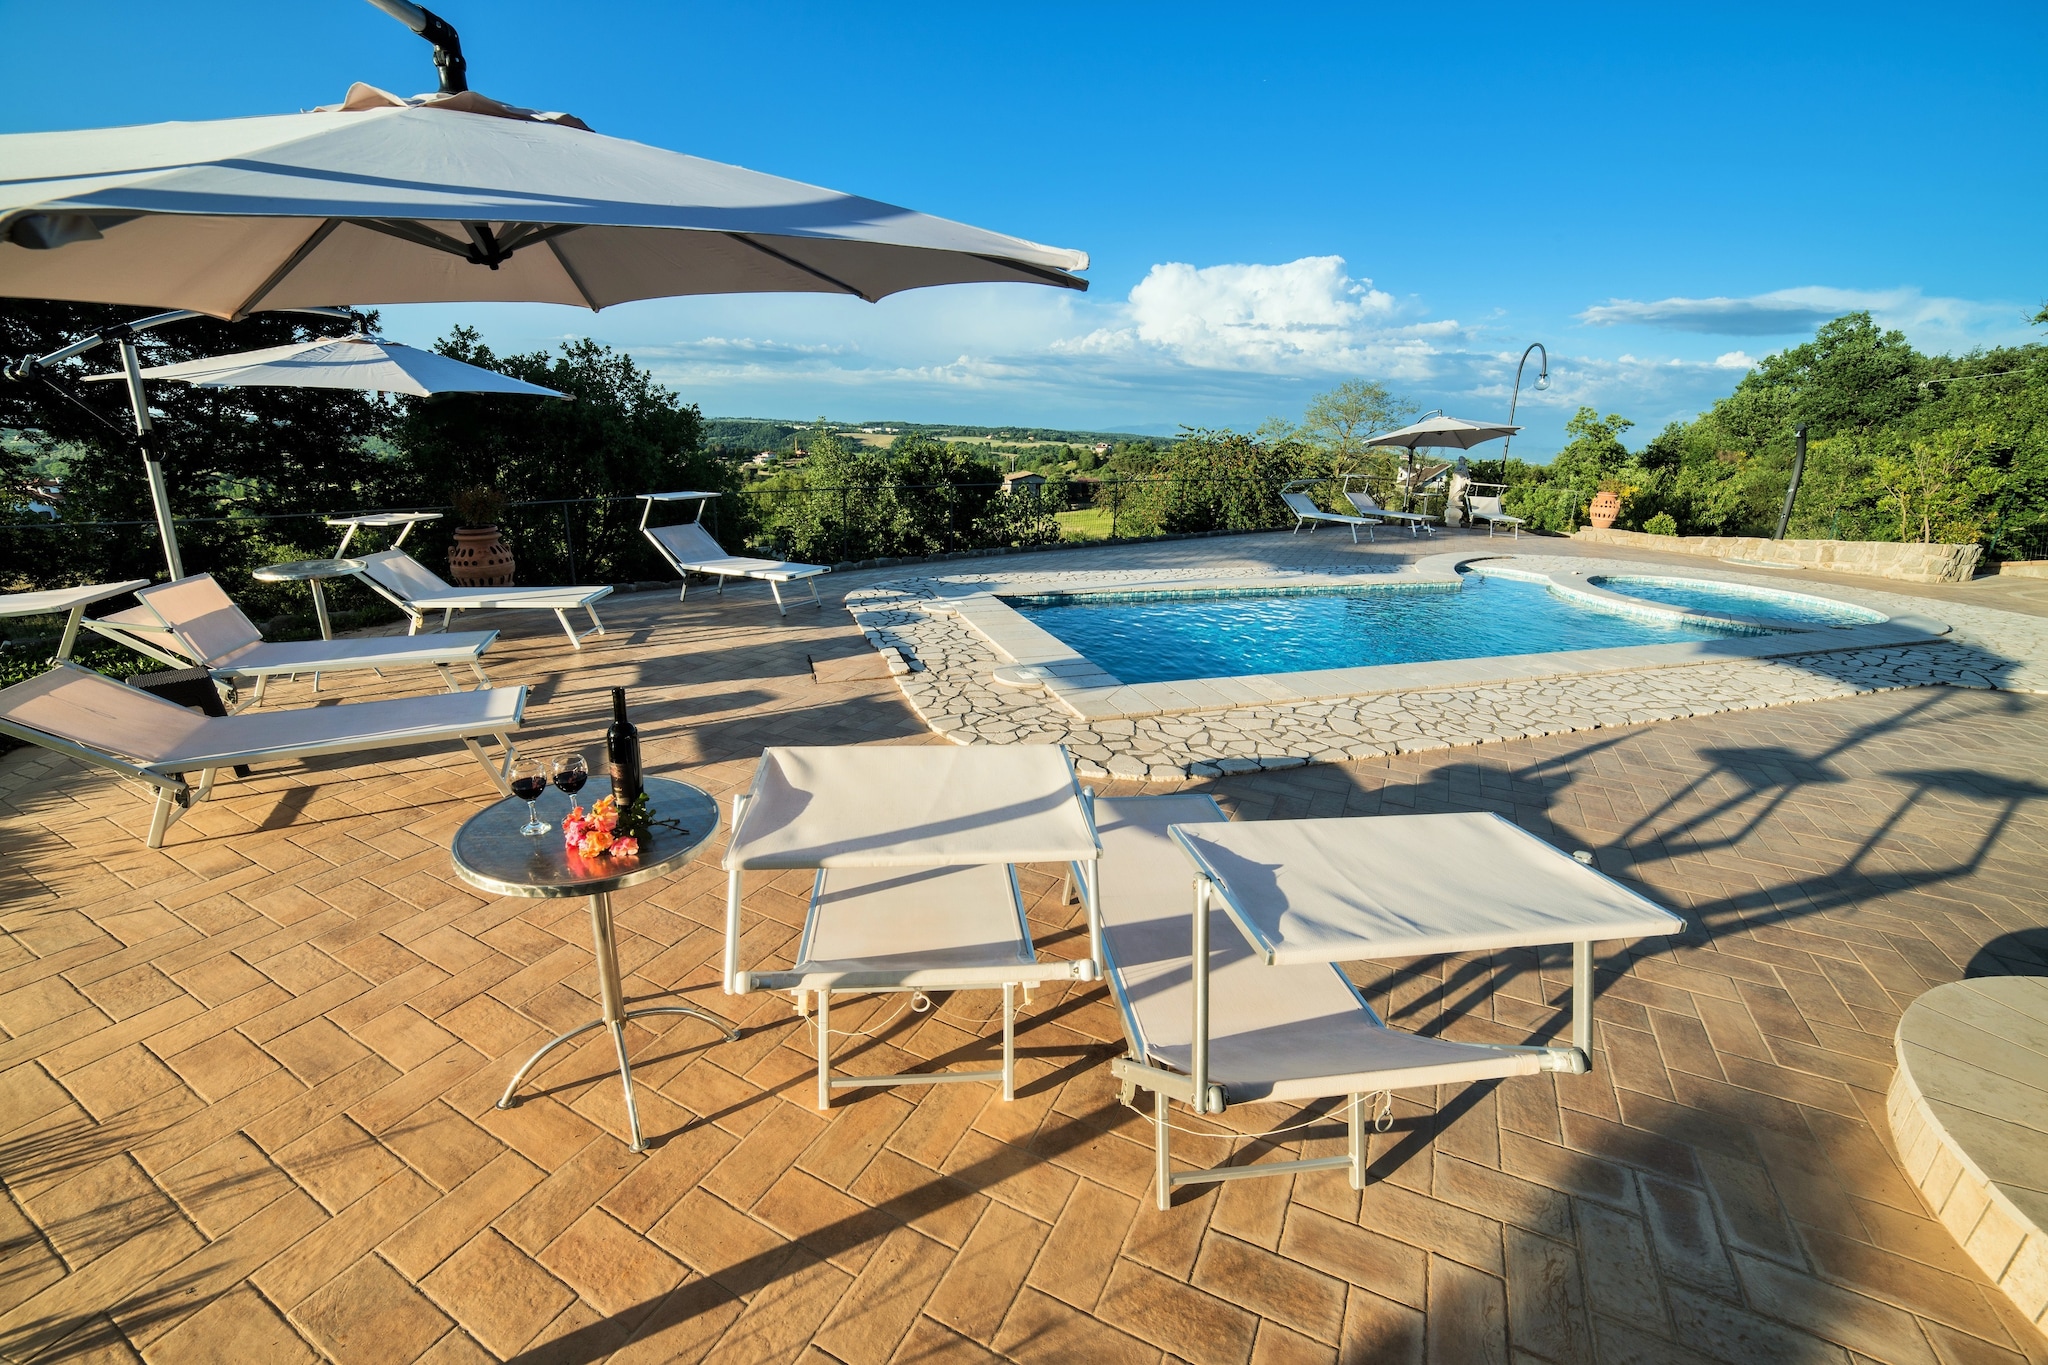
(1588, 490, 1621, 529)
(448, 525, 515, 587)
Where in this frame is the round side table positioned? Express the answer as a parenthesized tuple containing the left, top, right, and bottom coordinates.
(251, 557, 367, 642)
(451, 775, 734, 1152)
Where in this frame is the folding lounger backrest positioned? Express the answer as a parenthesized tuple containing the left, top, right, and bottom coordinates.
(1280, 491, 1340, 521)
(0, 666, 211, 767)
(1347, 489, 1386, 514)
(358, 549, 455, 601)
(646, 520, 730, 568)
(1468, 495, 1506, 519)
(136, 574, 263, 665)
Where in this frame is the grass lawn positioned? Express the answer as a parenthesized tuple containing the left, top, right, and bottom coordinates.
(1056, 506, 1117, 541)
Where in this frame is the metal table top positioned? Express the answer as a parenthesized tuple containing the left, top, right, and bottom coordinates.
(252, 557, 366, 583)
(452, 775, 720, 899)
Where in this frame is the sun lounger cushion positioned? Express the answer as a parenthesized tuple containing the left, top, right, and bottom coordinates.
(1280, 492, 1374, 526)
(0, 665, 522, 771)
(648, 522, 826, 583)
(134, 574, 493, 673)
(1093, 795, 1549, 1103)
(356, 551, 610, 608)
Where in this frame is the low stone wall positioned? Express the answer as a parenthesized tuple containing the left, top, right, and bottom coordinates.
(1573, 527, 1983, 584)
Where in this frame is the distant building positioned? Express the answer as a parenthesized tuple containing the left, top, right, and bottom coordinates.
(751, 451, 775, 465)
(1002, 471, 1046, 495)
(1093, 443, 1110, 455)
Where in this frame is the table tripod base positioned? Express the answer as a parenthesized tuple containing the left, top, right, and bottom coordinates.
(497, 1005, 738, 1153)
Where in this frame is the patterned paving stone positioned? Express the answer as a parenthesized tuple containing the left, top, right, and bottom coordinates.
(1, 536, 2045, 1363)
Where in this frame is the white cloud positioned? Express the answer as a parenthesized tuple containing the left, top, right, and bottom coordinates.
(1714, 350, 1757, 369)
(1054, 256, 1442, 375)
(1577, 286, 2030, 348)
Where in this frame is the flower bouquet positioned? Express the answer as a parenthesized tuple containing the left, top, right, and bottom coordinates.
(561, 792, 650, 862)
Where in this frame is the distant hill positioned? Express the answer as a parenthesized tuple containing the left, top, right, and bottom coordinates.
(702, 417, 1173, 455)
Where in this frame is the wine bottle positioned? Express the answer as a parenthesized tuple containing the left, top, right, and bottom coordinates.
(607, 687, 643, 807)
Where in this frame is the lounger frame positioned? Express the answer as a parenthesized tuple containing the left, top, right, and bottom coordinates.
(1077, 794, 1589, 1208)
(351, 550, 610, 649)
(1343, 477, 1438, 537)
(0, 663, 522, 848)
(638, 492, 827, 615)
(1280, 482, 1376, 544)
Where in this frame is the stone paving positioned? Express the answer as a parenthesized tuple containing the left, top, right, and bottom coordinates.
(2, 534, 2047, 1364)
(847, 543, 2048, 781)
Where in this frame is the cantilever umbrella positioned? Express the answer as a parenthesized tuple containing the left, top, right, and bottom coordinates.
(0, 31, 1088, 577)
(1365, 414, 1521, 451)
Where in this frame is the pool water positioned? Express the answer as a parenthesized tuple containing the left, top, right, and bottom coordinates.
(1007, 573, 1760, 684)
(1590, 576, 1885, 627)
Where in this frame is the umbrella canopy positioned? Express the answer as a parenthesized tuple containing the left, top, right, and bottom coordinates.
(82, 333, 563, 398)
(0, 84, 1090, 319)
(1366, 415, 1521, 450)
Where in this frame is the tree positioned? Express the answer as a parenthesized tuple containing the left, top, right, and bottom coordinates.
(387, 328, 724, 583)
(1, 301, 393, 594)
(1287, 380, 1417, 472)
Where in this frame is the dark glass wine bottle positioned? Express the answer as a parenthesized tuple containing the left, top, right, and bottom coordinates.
(607, 687, 642, 806)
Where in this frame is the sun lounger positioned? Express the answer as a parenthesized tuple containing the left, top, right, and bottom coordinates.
(0, 581, 149, 661)
(1467, 494, 1525, 538)
(81, 573, 496, 711)
(1345, 488, 1438, 537)
(0, 663, 525, 847)
(1082, 798, 1684, 1207)
(723, 745, 1102, 1108)
(1279, 488, 1377, 544)
(639, 492, 827, 615)
(352, 550, 611, 648)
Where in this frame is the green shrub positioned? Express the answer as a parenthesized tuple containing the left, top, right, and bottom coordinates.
(1644, 512, 1679, 536)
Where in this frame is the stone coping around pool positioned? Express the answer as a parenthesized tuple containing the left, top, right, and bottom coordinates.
(844, 553, 2048, 780)
(925, 553, 1948, 723)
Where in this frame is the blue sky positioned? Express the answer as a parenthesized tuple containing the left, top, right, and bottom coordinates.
(6, 1, 2046, 455)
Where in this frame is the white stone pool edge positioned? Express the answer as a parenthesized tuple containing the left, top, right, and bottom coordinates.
(845, 553, 2048, 781)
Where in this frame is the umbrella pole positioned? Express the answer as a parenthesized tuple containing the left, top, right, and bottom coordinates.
(119, 339, 184, 580)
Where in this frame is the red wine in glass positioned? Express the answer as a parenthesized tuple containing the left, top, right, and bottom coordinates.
(512, 757, 550, 836)
(553, 752, 590, 797)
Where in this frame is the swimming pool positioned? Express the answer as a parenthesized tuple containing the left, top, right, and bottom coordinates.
(1589, 575, 1886, 627)
(1006, 572, 1765, 685)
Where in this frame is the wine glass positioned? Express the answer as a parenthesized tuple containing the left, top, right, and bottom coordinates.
(510, 755, 550, 836)
(553, 752, 590, 799)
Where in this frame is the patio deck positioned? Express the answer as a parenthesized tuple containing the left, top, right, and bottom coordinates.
(3, 531, 2046, 1364)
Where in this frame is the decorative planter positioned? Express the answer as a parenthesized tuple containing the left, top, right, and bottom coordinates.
(448, 525, 515, 587)
(1588, 490, 1621, 529)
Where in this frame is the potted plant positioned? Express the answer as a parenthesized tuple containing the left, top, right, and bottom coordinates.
(1588, 479, 1627, 529)
(447, 486, 515, 587)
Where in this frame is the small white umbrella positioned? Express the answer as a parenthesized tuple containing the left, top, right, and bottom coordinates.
(85, 333, 564, 398)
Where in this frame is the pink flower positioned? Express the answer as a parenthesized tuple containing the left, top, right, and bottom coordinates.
(611, 837, 639, 859)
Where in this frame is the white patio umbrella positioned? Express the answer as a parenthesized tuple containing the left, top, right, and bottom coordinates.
(1, 59, 1087, 577)
(84, 333, 564, 399)
(1364, 414, 1521, 451)
(0, 84, 1089, 320)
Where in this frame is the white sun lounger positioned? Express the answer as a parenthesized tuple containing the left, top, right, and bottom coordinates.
(353, 549, 611, 648)
(639, 492, 828, 615)
(724, 745, 1102, 1108)
(1279, 488, 1377, 544)
(0, 664, 525, 847)
(1345, 488, 1438, 537)
(0, 581, 149, 660)
(1467, 494, 1525, 538)
(81, 573, 496, 710)
(1082, 799, 1685, 1208)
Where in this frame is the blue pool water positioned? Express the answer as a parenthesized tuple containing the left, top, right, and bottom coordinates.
(1589, 576, 1885, 627)
(1007, 573, 1759, 684)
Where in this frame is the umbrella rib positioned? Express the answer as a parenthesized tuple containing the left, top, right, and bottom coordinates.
(232, 218, 343, 320)
(545, 237, 601, 311)
(970, 254, 1088, 292)
(722, 233, 871, 302)
(353, 218, 479, 259)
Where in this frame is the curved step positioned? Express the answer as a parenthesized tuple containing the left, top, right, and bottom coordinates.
(1887, 976, 2048, 1339)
